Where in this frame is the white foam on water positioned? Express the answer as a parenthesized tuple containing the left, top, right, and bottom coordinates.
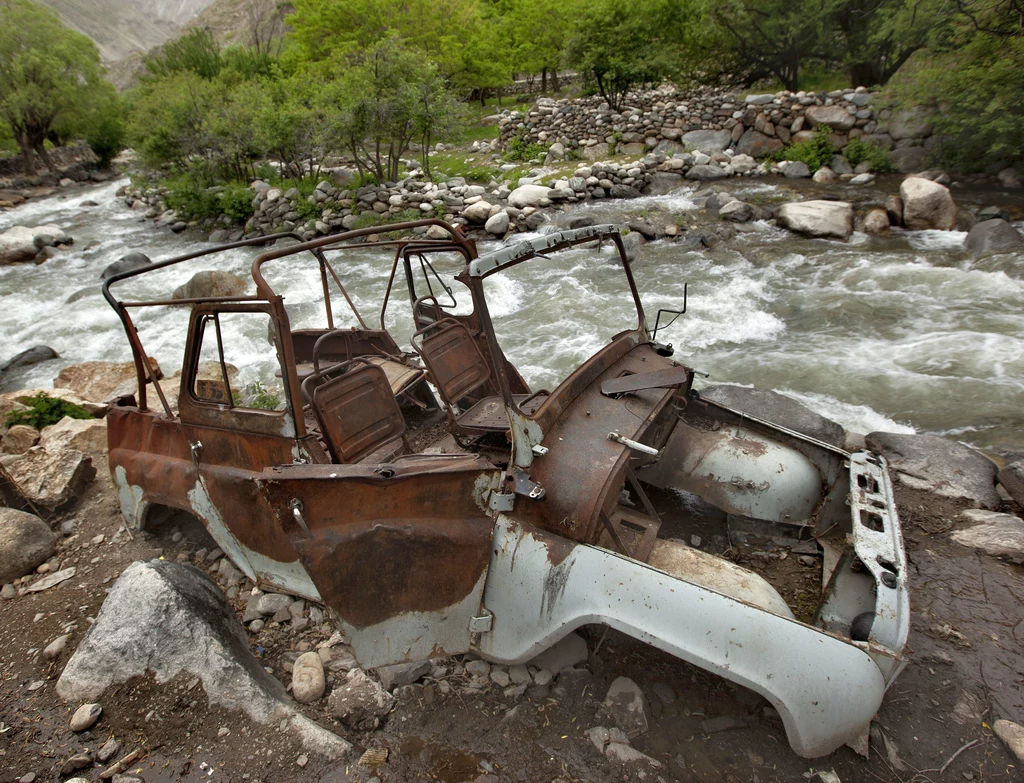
(900, 228, 968, 250)
(779, 389, 916, 436)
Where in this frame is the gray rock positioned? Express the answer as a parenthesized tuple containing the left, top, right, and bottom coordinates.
(865, 432, 999, 508)
(1, 583, 15, 599)
(1, 424, 39, 454)
(327, 669, 395, 730)
(255, 592, 293, 616)
(784, 161, 811, 178)
(951, 510, 1024, 563)
(998, 461, 1024, 506)
(172, 270, 248, 300)
(24, 567, 76, 592)
(291, 651, 326, 704)
(0, 345, 59, 376)
(70, 702, 102, 731)
(813, 166, 837, 184)
(56, 560, 350, 758)
(736, 129, 783, 158)
(890, 147, 928, 174)
(96, 736, 120, 763)
(685, 165, 729, 181)
(681, 130, 733, 153)
(703, 190, 734, 215)
(863, 208, 890, 235)
(508, 185, 551, 209)
(964, 219, 1022, 258)
(701, 385, 846, 448)
(886, 195, 904, 227)
(849, 173, 875, 185)
(465, 659, 490, 678)
(43, 634, 69, 660)
(0, 508, 57, 584)
(609, 184, 641, 199)
(830, 155, 854, 175)
(605, 740, 663, 766)
(777, 200, 854, 240)
(375, 660, 431, 691)
(101, 252, 152, 281)
(597, 677, 651, 738)
(745, 94, 775, 105)
(719, 201, 755, 222)
(527, 632, 588, 672)
(484, 211, 510, 235)
(462, 201, 494, 223)
(900, 177, 956, 230)
(994, 720, 1024, 764)
(888, 107, 932, 140)
(621, 231, 645, 261)
(490, 668, 511, 687)
(805, 105, 856, 131)
(565, 215, 596, 230)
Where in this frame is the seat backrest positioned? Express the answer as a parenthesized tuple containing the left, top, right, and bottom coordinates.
(311, 362, 405, 463)
(414, 320, 491, 407)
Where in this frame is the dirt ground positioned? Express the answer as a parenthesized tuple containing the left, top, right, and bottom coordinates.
(1, 466, 1022, 783)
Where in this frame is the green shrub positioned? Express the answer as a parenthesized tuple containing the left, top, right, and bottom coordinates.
(5, 393, 92, 430)
(165, 174, 221, 220)
(219, 184, 256, 223)
(506, 134, 548, 162)
(775, 124, 835, 171)
(233, 381, 280, 410)
(843, 138, 895, 173)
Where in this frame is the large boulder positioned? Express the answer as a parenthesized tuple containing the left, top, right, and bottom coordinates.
(0, 508, 56, 584)
(54, 360, 142, 402)
(776, 201, 854, 240)
(1, 424, 39, 454)
(101, 252, 152, 281)
(964, 219, 1023, 258)
(890, 147, 928, 174)
(735, 129, 783, 159)
(681, 130, 732, 154)
(461, 200, 494, 223)
(0, 346, 59, 377)
(700, 385, 846, 448)
(172, 270, 248, 300)
(508, 185, 552, 209)
(685, 165, 729, 181)
(804, 106, 856, 132)
(57, 560, 351, 757)
(900, 177, 956, 230)
(951, 510, 1024, 564)
(0, 225, 67, 265)
(863, 209, 891, 235)
(39, 417, 107, 456)
(3, 449, 95, 511)
(998, 461, 1024, 506)
(888, 107, 933, 140)
(865, 432, 999, 508)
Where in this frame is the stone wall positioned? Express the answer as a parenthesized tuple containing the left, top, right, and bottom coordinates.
(498, 85, 934, 174)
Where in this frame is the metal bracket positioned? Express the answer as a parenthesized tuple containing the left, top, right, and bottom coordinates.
(510, 467, 545, 500)
(489, 491, 515, 512)
(531, 444, 549, 456)
(469, 611, 493, 633)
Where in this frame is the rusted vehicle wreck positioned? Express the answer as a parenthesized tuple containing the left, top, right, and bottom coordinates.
(102, 220, 908, 758)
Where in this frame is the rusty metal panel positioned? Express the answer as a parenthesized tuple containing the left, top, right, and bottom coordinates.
(414, 320, 492, 406)
(311, 363, 405, 463)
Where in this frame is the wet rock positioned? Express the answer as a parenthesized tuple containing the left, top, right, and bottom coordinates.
(700, 385, 846, 448)
(57, 560, 351, 758)
(863, 208, 890, 235)
(3, 449, 95, 511)
(39, 417, 107, 455)
(597, 677, 651, 738)
(994, 720, 1024, 764)
(685, 164, 728, 181)
(900, 177, 956, 231)
(609, 184, 641, 199)
(885, 195, 904, 227)
(172, 270, 248, 300)
(43, 634, 69, 660)
(375, 660, 431, 691)
(865, 432, 999, 508)
(783, 161, 811, 178)
(70, 702, 102, 731)
(96, 737, 120, 763)
(528, 632, 588, 672)
(998, 461, 1024, 506)
(0, 508, 57, 584)
(101, 252, 152, 280)
(327, 669, 396, 730)
(964, 219, 1022, 258)
(0, 345, 58, 376)
(291, 651, 326, 704)
(508, 185, 551, 209)
(776, 200, 854, 240)
(1, 424, 39, 454)
(951, 510, 1024, 563)
(813, 166, 837, 184)
(719, 201, 754, 222)
(850, 173, 875, 186)
(1, 225, 66, 265)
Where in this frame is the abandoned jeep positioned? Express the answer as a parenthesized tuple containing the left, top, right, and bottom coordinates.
(103, 220, 908, 758)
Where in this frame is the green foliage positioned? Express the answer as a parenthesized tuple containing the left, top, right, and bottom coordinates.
(233, 381, 280, 410)
(506, 134, 547, 162)
(219, 184, 258, 223)
(844, 137, 895, 172)
(777, 125, 835, 170)
(163, 170, 255, 224)
(144, 28, 223, 79)
(82, 86, 125, 166)
(5, 393, 91, 430)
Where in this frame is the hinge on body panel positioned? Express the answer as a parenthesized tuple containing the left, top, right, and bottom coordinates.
(469, 610, 493, 633)
(489, 490, 515, 512)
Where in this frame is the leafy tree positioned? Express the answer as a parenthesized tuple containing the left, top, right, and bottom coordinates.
(0, 0, 108, 176)
(144, 28, 223, 80)
(506, 0, 576, 93)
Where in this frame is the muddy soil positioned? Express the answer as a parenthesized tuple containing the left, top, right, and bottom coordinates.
(1, 469, 1021, 783)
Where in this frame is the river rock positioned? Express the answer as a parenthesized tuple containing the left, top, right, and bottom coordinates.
(885, 195, 904, 226)
(865, 432, 999, 508)
(951, 510, 1024, 563)
(528, 631, 588, 672)
(805, 105, 856, 132)
(56, 560, 351, 757)
(0, 225, 66, 265)
(172, 270, 248, 300)
(964, 219, 1022, 258)
(375, 660, 432, 691)
(291, 651, 326, 704)
(0, 508, 56, 584)
(44, 633, 69, 660)
(863, 208, 891, 235)
(994, 720, 1024, 764)
(3, 449, 95, 511)
(39, 417, 107, 455)
(1, 424, 39, 454)
(484, 211, 510, 235)
(783, 161, 811, 178)
(890, 147, 927, 174)
(54, 360, 141, 402)
(998, 461, 1024, 506)
(101, 253, 152, 281)
(597, 677, 651, 738)
(900, 177, 956, 230)
(70, 702, 102, 731)
(686, 165, 728, 181)
(461, 201, 494, 223)
(736, 129, 783, 158)
(776, 200, 854, 240)
(327, 669, 395, 730)
(508, 185, 551, 209)
(700, 385, 846, 447)
(681, 130, 732, 153)
(0, 346, 59, 376)
(888, 107, 932, 140)
(813, 166, 837, 184)
(719, 201, 754, 222)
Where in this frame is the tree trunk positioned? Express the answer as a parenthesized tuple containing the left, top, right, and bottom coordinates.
(541, 67, 547, 93)
(479, 87, 486, 107)
(18, 131, 36, 178)
(551, 69, 560, 93)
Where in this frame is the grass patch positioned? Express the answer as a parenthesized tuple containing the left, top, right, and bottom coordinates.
(5, 393, 92, 430)
(756, 66, 853, 94)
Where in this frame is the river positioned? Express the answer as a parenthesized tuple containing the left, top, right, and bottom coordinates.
(1, 176, 1022, 451)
